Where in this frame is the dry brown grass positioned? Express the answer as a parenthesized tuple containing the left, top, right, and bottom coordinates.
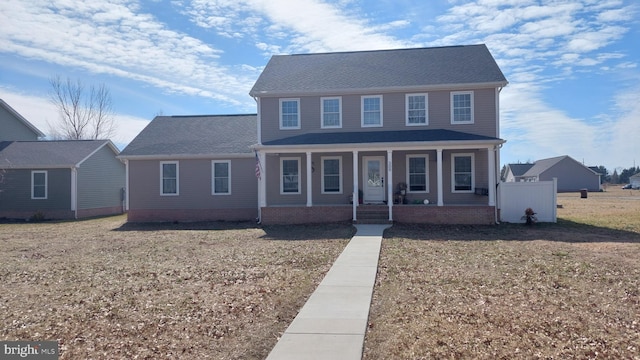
(0, 216, 353, 359)
(364, 187, 640, 359)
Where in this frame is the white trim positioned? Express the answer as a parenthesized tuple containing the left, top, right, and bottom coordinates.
(160, 161, 179, 196)
(71, 167, 77, 216)
(361, 95, 383, 127)
(117, 153, 253, 161)
(212, 160, 232, 195)
(257, 98, 262, 144)
(321, 156, 343, 194)
(279, 98, 301, 130)
(406, 154, 429, 193)
(280, 157, 301, 194)
(321, 96, 342, 129)
(254, 140, 505, 154)
(450, 91, 474, 124)
(451, 153, 475, 193)
(31, 170, 47, 200)
(405, 93, 428, 126)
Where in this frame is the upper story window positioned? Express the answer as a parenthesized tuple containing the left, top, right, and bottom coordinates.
(322, 156, 342, 194)
(321, 97, 342, 128)
(406, 155, 428, 193)
(451, 91, 474, 124)
(361, 95, 383, 127)
(31, 170, 47, 199)
(451, 153, 474, 192)
(280, 98, 300, 129)
(281, 157, 300, 194)
(160, 161, 179, 196)
(406, 94, 428, 126)
(212, 160, 231, 195)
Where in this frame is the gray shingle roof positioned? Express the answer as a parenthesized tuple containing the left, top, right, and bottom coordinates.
(522, 155, 598, 177)
(507, 163, 534, 176)
(0, 140, 115, 168)
(0, 98, 45, 137)
(250, 44, 507, 96)
(263, 129, 501, 146)
(119, 114, 257, 157)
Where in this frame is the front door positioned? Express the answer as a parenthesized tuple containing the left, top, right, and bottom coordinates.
(363, 156, 385, 203)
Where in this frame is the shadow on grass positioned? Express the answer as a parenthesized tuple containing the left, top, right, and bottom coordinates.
(386, 219, 640, 243)
(113, 220, 357, 241)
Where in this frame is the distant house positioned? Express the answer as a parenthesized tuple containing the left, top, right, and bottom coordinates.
(630, 173, 640, 189)
(0, 140, 126, 220)
(0, 99, 44, 141)
(504, 155, 600, 192)
(117, 115, 259, 222)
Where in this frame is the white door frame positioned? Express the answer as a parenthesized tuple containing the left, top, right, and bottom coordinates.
(362, 156, 386, 203)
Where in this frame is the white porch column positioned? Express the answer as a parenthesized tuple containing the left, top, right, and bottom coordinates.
(352, 150, 359, 221)
(488, 147, 496, 206)
(306, 151, 312, 207)
(387, 150, 393, 221)
(437, 148, 444, 206)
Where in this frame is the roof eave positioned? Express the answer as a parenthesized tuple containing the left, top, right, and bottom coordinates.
(117, 153, 254, 161)
(254, 138, 505, 153)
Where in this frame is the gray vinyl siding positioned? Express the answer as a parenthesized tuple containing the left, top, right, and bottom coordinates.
(259, 88, 498, 143)
(77, 146, 125, 210)
(540, 159, 600, 192)
(0, 107, 40, 141)
(128, 158, 257, 210)
(0, 168, 71, 211)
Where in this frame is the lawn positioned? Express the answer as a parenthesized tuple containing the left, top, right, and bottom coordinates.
(0, 217, 353, 359)
(363, 187, 640, 359)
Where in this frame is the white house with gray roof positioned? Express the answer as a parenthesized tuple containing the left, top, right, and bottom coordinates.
(119, 44, 508, 224)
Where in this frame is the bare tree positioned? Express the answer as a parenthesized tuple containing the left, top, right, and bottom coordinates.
(48, 75, 116, 140)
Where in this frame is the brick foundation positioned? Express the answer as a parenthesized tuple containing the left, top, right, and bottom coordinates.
(260, 206, 352, 225)
(127, 208, 258, 223)
(393, 205, 496, 225)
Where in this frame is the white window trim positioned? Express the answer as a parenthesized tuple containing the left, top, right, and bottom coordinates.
(451, 153, 475, 193)
(321, 96, 342, 129)
(361, 95, 383, 127)
(280, 157, 301, 195)
(160, 161, 179, 196)
(406, 155, 429, 193)
(212, 160, 231, 195)
(321, 156, 343, 194)
(405, 93, 429, 126)
(31, 170, 47, 200)
(279, 98, 301, 130)
(450, 91, 474, 124)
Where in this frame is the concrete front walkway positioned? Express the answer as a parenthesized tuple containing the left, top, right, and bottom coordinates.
(266, 224, 391, 360)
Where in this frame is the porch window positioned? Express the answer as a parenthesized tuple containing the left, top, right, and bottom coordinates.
(31, 170, 47, 199)
(451, 91, 474, 124)
(160, 161, 179, 195)
(322, 156, 342, 194)
(407, 155, 428, 192)
(321, 97, 342, 128)
(280, 98, 300, 129)
(452, 154, 474, 192)
(281, 157, 300, 194)
(406, 94, 428, 125)
(361, 95, 382, 127)
(212, 160, 231, 195)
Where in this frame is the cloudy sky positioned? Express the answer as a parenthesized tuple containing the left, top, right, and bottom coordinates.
(0, 0, 638, 171)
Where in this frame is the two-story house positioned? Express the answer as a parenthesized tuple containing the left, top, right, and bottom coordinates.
(251, 44, 507, 224)
(119, 44, 507, 224)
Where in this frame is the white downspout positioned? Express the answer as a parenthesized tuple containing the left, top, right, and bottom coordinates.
(387, 150, 393, 221)
(71, 167, 78, 219)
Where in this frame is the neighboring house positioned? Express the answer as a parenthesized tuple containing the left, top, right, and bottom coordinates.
(503, 163, 534, 182)
(0, 140, 125, 220)
(630, 173, 640, 189)
(251, 44, 508, 224)
(118, 115, 258, 222)
(0, 98, 45, 141)
(504, 155, 600, 192)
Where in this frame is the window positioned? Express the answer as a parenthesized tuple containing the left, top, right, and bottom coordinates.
(280, 98, 300, 129)
(321, 97, 342, 128)
(212, 160, 231, 195)
(31, 171, 47, 199)
(451, 154, 474, 192)
(280, 157, 300, 194)
(361, 95, 383, 127)
(160, 161, 179, 195)
(406, 155, 428, 192)
(322, 156, 342, 194)
(451, 91, 474, 124)
(406, 94, 428, 125)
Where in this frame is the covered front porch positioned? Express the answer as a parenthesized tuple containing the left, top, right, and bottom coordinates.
(255, 130, 503, 225)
